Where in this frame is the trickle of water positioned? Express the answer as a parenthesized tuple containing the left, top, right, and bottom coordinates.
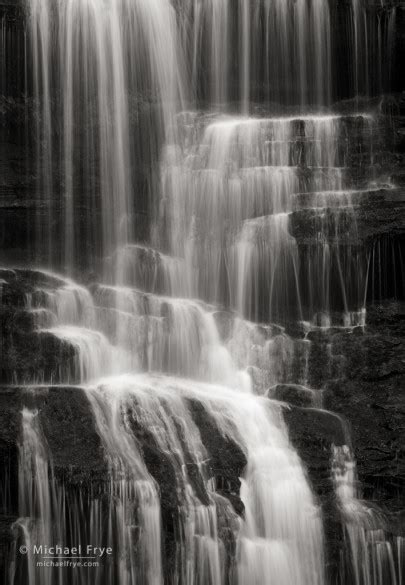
(10, 409, 53, 585)
(85, 386, 164, 585)
(332, 445, 404, 585)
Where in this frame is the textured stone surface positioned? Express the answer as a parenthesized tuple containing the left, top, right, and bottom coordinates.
(0, 377, 247, 582)
(281, 301, 405, 581)
(0, 269, 77, 384)
(325, 303, 405, 521)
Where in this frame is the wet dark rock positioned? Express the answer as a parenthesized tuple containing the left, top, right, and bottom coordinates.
(284, 407, 348, 488)
(213, 492, 241, 576)
(0, 381, 245, 583)
(187, 398, 246, 514)
(0, 268, 66, 304)
(0, 328, 77, 385)
(0, 387, 21, 578)
(291, 188, 405, 247)
(0, 388, 21, 514)
(0, 269, 81, 384)
(281, 300, 405, 575)
(282, 403, 348, 579)
(0, 386, 107, 483)
(322, 306, 405, 523)
(130, 414, 183, 512)
(357, 191, 405, 241)
(269, 383, 320, 407)
(40, 387, 107, 483)
(127, 393, 247, 580)
(213, 310, 237, 341)
(110, 244, 179, 294)
(129, 417, 180, 579)
(0, 385, 109, 577)
(187, 398, 246, 578)
(0, 88, 157, 270)
(298, 302, 405, 531)
(0, 515, 16, 584)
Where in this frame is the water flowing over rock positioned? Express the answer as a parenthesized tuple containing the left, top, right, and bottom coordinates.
(0, 0, 404, 584)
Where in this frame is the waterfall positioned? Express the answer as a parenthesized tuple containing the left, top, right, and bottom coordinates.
(157, 113, 374, 325)
(10, 409, 53, 585)
(350, 1, 397, 98)
(185, 0, 332, 107)
(10, 405, 162, 585)
(10, 271, 326, 584)
(28, 0, 185, 274)
(3, 0, 402, 583)
(332, 446, 404, 585)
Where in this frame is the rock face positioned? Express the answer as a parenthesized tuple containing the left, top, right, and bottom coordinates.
(0, 384, 246, 581)
(325, 304, 405, 521)
(281, 302, 405, 581)
(0, 268, 247, 579)
(0, 269, 77, 383)
(0, 1, 404, 584)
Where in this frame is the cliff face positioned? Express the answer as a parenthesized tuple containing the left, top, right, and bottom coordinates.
(0, 1, 404, 584)
(284, 301, 405, 578)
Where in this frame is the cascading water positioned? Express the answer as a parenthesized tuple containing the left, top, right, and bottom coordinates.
(10, 408, 53, 585)
(185, 0, 332, 108)
(28, 0, 185, 274)
(157, 113, 374, 326)
(350, 0, 398, 99)
(2, 0, 403, 584)
(332, 446, 405, 585)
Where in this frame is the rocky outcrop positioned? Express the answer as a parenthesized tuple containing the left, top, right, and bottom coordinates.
(0, 269, 77, 383)
(0, 384, 108, 577)
(325, 303, 405, 523)
(0, 382, 247, 581)
(281, 301, 405, 581)
(127, 396, 246, 580)
(0, 264, 248, 578)
(187, 398, 246, 513)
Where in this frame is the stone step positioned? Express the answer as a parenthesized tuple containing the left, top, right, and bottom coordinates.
(237, 209, 359, 247)
(294, 183, 397, 207)
(0, 267, 68, 306)
(0, 327, 76, 385)
(172, 113, 377, 176)
(42, 326, 130, 383)
(268, 384, 322, 408)
(299, 309, 367, 335)
(294, 188, 368, 210)
(111, 243, 187, 296)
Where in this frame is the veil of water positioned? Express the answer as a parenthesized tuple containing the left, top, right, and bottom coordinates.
(4, 0, 402, 584)
(29, 0, 185, 275)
